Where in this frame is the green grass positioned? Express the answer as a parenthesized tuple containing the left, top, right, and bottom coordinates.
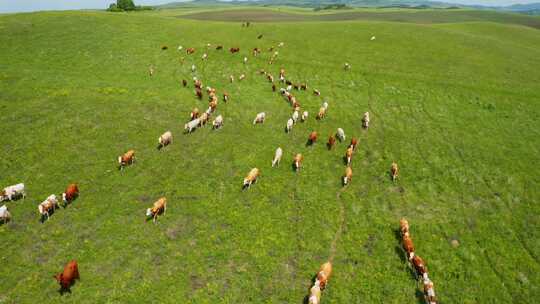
(0, 7, 539, 303)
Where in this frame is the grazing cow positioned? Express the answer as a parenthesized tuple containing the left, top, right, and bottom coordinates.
(267, 74, 274, 83)
(202, 53, 208, 60)
(216, 45, 223, 50)
(293, 153, 303, 172)
(158, 131, 173, 149)
(182, 79, 187, 87)
(371, 36, 376, 41)
(38, 194, 59, 221)
(191, 64, 196, 72)
(423, 278, 437, 304)
(292, 110, 299, 124)
(293, 83, 300, 90)
(146, 197, 167, 223)
(286, 118, 293, 133)
(308, 131, 318, 145)
(196, 88, 203, 100)
(243, 168, 260, 189)
(149, 65, 154, 76)
(212, 115, 223, 129)
(186, 48, 195, 54)
(253, 112, 266, 125)
(253, 48, 261, 56)
(272, 147, 283, 167)
(402, 235, 415, 261)
(199, 112, 209, 126)
(229, 75, 234, 83)
(208, 100, 217, 112)
(308, 281, 321, 304)
(190, 108, 200, 120)
(412, 255, 428, 279)
(161, 45, 168, 50)
(229, 47, 240, 53)
(286, 85, 292, 92)
(399, 218, 410, 238)
(345, 146, 353, 165)
(0, 205, 11, 224)
(243, 56, 248, 64)
(54, 260, 80, 292)
(344, 63, 351, 70)
(278, 42, 284, 47)
(272, 84, 276, 92)
(257, 34, 263, 39)
(327, 135, 336, 150)
(118, 150, 135, 170)
(322, 101, 329, 110)
(313, 89, 321, 96)
(350, 137, 358, 151)
(317, 107, 326, 120)
(300, 83, 308, 90)
(184, 118, 200, 133)
(177, 45, 183, 51)
(343, 166, 353, 186)
(391, 162, 399, 181)
(194, 79, 202, 89)
(0, 183, 25, 202)
(362, 112, 370, 129)
(336, 128, 345, 142)
(62, 184, 79, 205)
(239, 74, 246, 81)
(317, 262, 332, 290)
(301, 111, 308, 122)
(223, 92, 229, 103)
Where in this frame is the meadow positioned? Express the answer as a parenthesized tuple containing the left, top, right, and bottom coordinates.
(0, 6, 539, 303)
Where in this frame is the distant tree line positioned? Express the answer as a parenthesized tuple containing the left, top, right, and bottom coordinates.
(107, 0, 153, 12)
(313, 4, 352, 11)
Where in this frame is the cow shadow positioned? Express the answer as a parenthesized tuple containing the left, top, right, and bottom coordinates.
(305, 140, 314, 147)
(342, 156, 348, 165)
(326, 143, 334, 150)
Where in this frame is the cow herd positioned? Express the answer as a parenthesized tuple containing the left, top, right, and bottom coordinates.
(0, 31, 437, 302)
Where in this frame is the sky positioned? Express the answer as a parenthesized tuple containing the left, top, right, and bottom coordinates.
(0, 0, 538, 13)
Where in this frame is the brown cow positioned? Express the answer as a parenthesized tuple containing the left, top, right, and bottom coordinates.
(190, 108, 200, 120)
(317, 107, 326, 120)
(182, 79, 187, 87)
(62, 184, 79, 205)
(146, 197, 167, 223)
(350, 137, 358, 151)
(343, 166, 353, 186)
(194, 79, 203, 89)
(223, 92, 229, 103)
(186, 48, 195, 54)
(293, 154, 303, 172)
(54, 260, 79, 292)
(118, 150, 135, 170)
(300, 83, 308, 90)
(412, 255, 428, 279)
(243, 168, 260, 189)
(391, 162, 399, 181)
(345, 146, 353, 166)
(308, 131, 318, 145)
(402, 234, 415, 261)
(327, 135, 336, 150)
(400, 218, 410, 238)
(423, 278, 437, 304)
(196, 88, 203, 100)
(317, 262, 332, 290)
(313, 89, 321, 96)
(230, 47, 240, 53)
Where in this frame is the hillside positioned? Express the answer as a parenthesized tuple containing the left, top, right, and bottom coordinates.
(0, 7, 539, 303)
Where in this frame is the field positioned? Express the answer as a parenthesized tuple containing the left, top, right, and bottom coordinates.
(1, 6, 539, 303)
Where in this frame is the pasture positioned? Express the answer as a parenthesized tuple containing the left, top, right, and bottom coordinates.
(0, 7, 539, 303)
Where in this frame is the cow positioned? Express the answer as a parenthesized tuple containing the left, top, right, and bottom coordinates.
(423, 278, 437, 304)
(286, 118, 293, 133)
(313, 89, 321, 96)
(308, 281, 321, 304)
(0, 205, 11, 224)
(267, 74, 274, 83)
(54, 260, 80, 292)
(194, 79, 202, 89)
(149, 65, 154, 76)
(327, 135, 336, 150)
(402, 234, 415, 261)
(191, 64, 196, 72)
(216, 45, 223, 50)
(272, 84, 276, 92)
(146, 197, 167, 223)
(391, 162, 399, 181)
(371, 36, 376, 41)
(336, 128, 346, 142)
(301, 111, 308, 122)
(300, 83, 308, 90)
(186, 48, 195, 54)
(316, 107, 326, 120)
(199, 112, 209, 126)
(293, 83, 300, 90)
(158, 131, 173, 150)
(350, 137, 358, 151)
(0, 183, 25, 202)
(239, 74, 246, 81)
(253, 48, 261, 56)
(308, 131, 318, 145)
(272, 147, 283, 167)
(202, 53, 208, 60)
(208, 100, 217, 112)
(343, 166, 353, 186)
(229, 75, 234, 83)
(293, 153, 303, 172)
(212, 115, 223, 129)
(292, 110, 299, 124)
(190, 108, 200, 120)
(118, 150, 135, 170)
(344, 62, 351, 70)
(253, 112, 266, 125)
(196, 88, 203, 100)
(230, 47, 240, 53)
(257, 34, 263, 39)
(243, 168, 260, 189)
(182, 79, 187, 87)
(278, 42, 284, 47)
(345, 146, 353, 166)
(161, 45, 168, 50)
(38, 194, 59, 221)
(317, 262, 332, 290)
(185, 118, 200, 133)
(362, 112, 370, 129)
(412, 255, 428, 279)
(223, 92, 229, 103)
(322, 101, 329, 110)
(243, 56, 248, 64)
(399, 218, 410, 238)
(62, 184, 79, 205)
(279, 68, 285, 81)
(177, 45, 183, 51)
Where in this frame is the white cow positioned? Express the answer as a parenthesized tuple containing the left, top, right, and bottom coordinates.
(0, 205, 11, 223)
(158, 131, 173, 148)
(191, 64, 196, 72)
(272, 147, 283, 167)
(286, 118, 293, 133)
(322, 101, 329, 110)
(177, 45, 183, 51)
(362, 111, 370, 129)
(213, 115, 223, 129)
(253, 112, 266, 125)
(371, 36, 376, 41)
(291, 110, 299, 124)
(243, 56, 248, 64)
(336, 128, 346, 142)
(301, 111, 308, 122)
(0, 183, 25, 202)
(344, 63, 351, 70)
(38, 194, 59, 221)
(184, 118, 200, 133)
(202, 53, 208, 60)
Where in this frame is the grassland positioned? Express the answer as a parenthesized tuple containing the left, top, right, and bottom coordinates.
(0, 7, 539, 303)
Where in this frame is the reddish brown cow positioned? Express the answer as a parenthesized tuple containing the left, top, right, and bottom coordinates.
(54, 260, 79, 292)
(308, 131, 318, 145)
(196, 88, 203, 100)
(350, 137, 358, 151)
(400, 218, 410, 237)
(230, 47, 240, 53)
(186, 48, 195, 54)
(412, 255, 428, 279)
(194, 79, 202, 89)
(62, 184, 79, 204)
(327, 135, 336, 150)
(402, 235, 415, 260)
(118, 150, 135, 170)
